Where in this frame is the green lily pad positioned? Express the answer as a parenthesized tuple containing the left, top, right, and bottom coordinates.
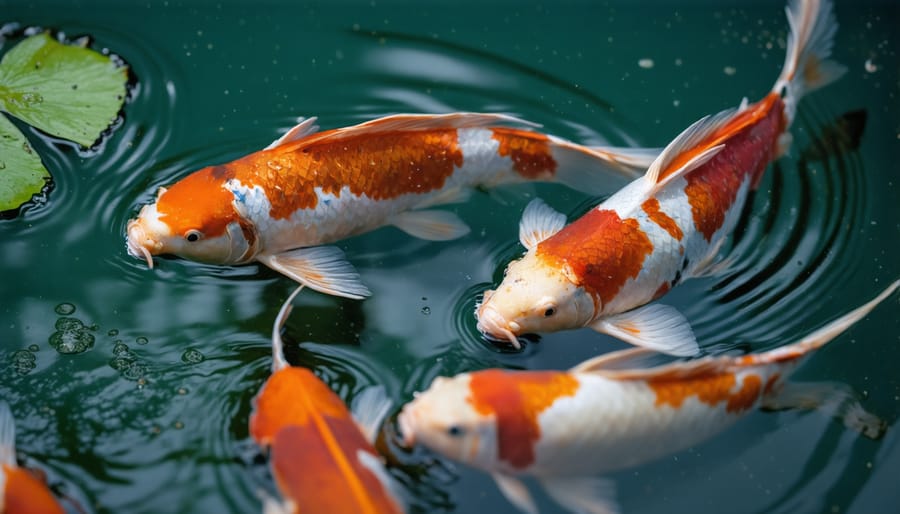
(0, 113, 50, 213)
(0, 32, 128, 147)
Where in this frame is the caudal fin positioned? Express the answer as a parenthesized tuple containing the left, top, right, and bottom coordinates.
(773, 0, 846, 126)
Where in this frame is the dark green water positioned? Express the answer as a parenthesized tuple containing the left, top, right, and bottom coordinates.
(1, 1, 898, 513)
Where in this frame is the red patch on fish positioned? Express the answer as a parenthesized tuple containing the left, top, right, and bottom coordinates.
(537, 209, 654, 306)
(653, 282, 671, 300)
(649, 372, 763, 413)
(680, 94, 785, 240)
(3, 465, 65, 514)
(641, 198, 683, 241)
(205, 129, 465, 220)
(467, 370, 579, 469)
(491, 128, 557, 178)
(156, 165, 238, 238)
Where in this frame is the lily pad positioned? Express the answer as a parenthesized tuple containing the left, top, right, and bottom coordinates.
(0, 32, 128, 147)
(0, 114, 49, 212)
(0, 32, 129, 215)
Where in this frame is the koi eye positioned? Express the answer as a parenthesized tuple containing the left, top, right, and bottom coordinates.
(447, 425, 464, 437)
(185, 230, 203, 242)
(544, 307, 556, 317)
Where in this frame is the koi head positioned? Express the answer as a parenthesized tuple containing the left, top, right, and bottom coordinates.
(476, 251, 594, 348)
(398, 374, 497, 468)
(126, 166, 258, 267)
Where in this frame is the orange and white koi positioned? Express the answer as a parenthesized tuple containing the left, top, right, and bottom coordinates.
(476, 0, 847, 354)
(1, 401, 65, 514)
(126, 113, 657, 299)
(249, 286, 405, 514)
(401, 280, 896, 514)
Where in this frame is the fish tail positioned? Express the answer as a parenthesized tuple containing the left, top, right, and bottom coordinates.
(549, 137, 660, 197)
(0, 400, 16, 467)
(773, 0, 847, 126)
(748, 280, 898, 366)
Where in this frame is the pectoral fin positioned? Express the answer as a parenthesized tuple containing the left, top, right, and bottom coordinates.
(519, 198, 566, 250)
(351, 386, 393, 444)
(259, 246, 371, 299)
(541, 476, 620, 514)
(591, 303, 699, 357)
(492, 473, 538, 514)
(390, 210, 470, 241)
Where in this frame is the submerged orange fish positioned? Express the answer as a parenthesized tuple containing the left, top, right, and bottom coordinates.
(402, 280, 897, 514)
(476, 0, 847, 354)
(0, 401, 65, 514)
(249, 286, 405, 514)
(126, 113, 657, 299)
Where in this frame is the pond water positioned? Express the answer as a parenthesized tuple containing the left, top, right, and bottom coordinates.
(1, 1, 898, 513)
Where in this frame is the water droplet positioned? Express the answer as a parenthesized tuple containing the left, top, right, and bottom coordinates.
(55, 317, 84, 331)
(181, 348, 204, 364)
(55, 303, 76, 315)
(136, 336, 149, 345)
(113, 342, 130, 356)
(49, 329, 95, 354)
(108, 329, 119, 336)
(173, 421, 184, 430)
(177, 387, 188, 395)
(27, 344, 39, 352)
(421, 306, 431, 315)
(638, 58, 654, 69)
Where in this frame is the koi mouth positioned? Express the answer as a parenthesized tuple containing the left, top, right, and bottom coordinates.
(126, 219, 156, 269)
(397, 405, 416, 447)
(475, 302, 523, 350)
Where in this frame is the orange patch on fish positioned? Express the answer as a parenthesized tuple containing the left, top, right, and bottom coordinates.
(3, 465, 65, 514)
(491, 127, 557, 178)
(467, 370, 579, 469)
(250, 367, 350, 445)
(641, 198, 683, 241)
(763, 373, 782, 396)
(653, 282, 671, 300)
(726, 374, 762, 413)
(232, 129, 464, 219)
(537, 209, 654, 306)
(156, 165, 238, 238)
(270, 423, 401, 514)
(649, 372, 764, 413)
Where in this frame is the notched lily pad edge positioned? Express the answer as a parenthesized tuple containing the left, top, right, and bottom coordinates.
(1, 23, 139, 155)
(0, 23, 137, 219)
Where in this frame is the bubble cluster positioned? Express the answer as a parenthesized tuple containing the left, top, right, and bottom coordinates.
(49, 316, 95, 355)
(11, 349, 36, 375)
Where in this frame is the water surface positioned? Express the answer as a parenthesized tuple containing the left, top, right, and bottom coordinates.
(1, 1, 898, 513)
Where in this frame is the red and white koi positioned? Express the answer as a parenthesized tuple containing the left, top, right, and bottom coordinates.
(476, 0, 847, 355)
(126, 113, 656, 299)
(249, 286, 405, 514)
(401, 281, 896, 514)
(1, 401, 65, 514)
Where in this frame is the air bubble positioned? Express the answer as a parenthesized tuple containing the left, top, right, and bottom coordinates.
(421, 306, 431, 315)
(136, 336, 149, 345)
(113, 342, 130, 356)
(181, 348, 205, 364)
(108, 329, 119, 337)
(55, 317, 84, 331)
(49, 330, 95, 354)
(55, 303, 76, 315)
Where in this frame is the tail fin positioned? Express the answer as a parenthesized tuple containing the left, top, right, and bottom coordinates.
(773, 0, 847, 126)
(755, 280, 899, 365)
(550, 138, 660, 197)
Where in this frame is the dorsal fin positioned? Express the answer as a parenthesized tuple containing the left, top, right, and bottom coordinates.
(643, 106, 739, 189)
(265, 117, 321, 150)
(279, 112, 539, 151)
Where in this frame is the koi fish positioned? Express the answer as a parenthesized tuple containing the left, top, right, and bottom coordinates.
(0, 401, 65, 514)
(126, 113, 658, 299)
(476, 0, 848, 354)
(400, 280, 897, 514)
(249, 286, 405, 514)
